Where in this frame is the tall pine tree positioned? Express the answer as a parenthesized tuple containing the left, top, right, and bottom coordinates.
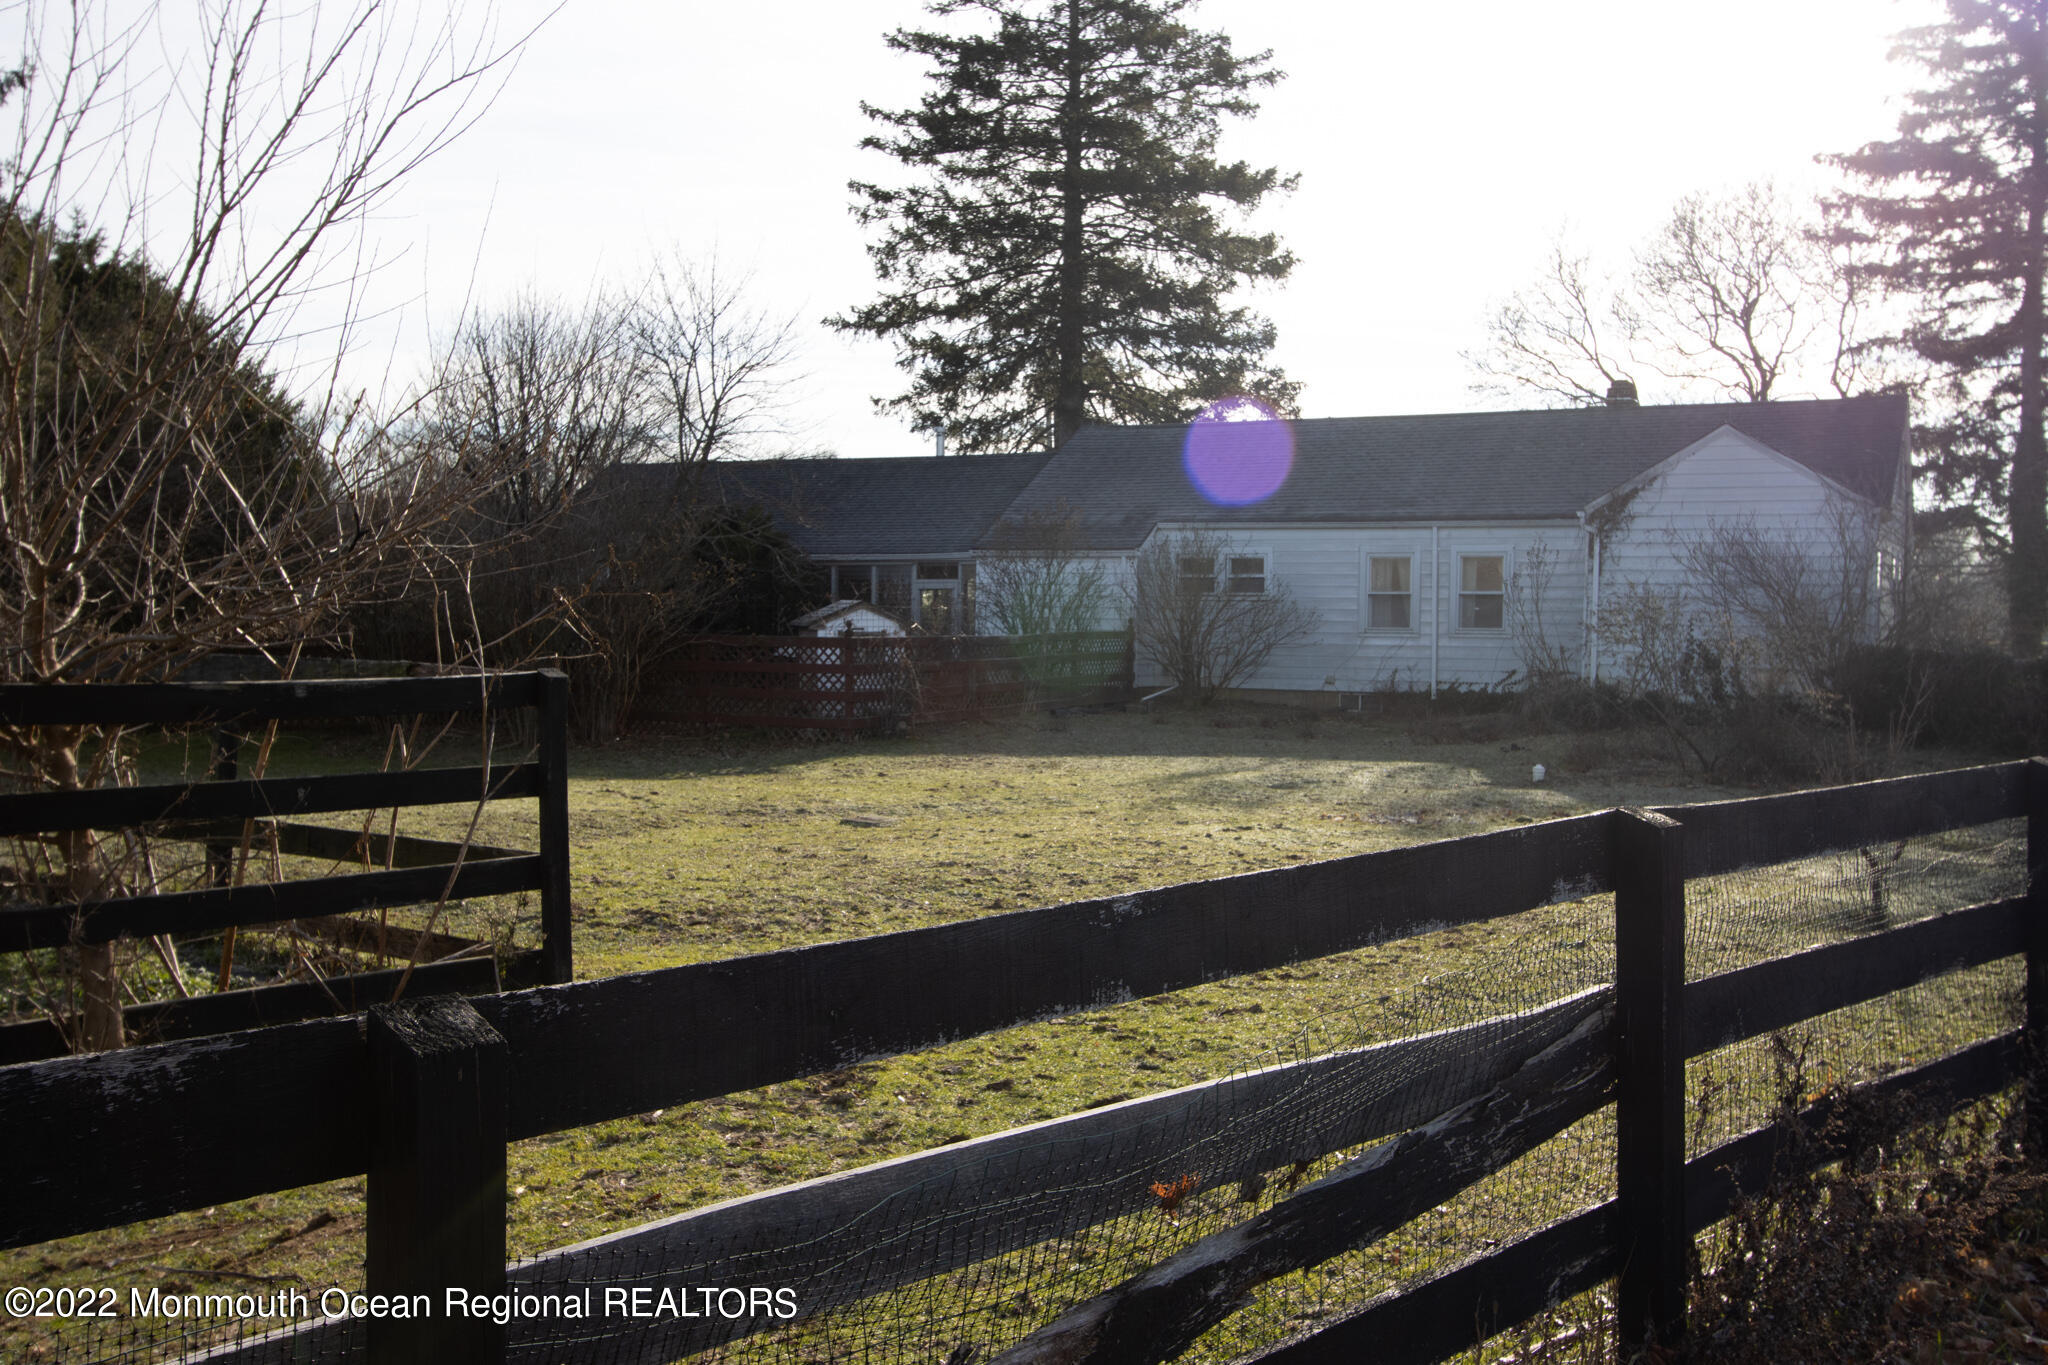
(832, 0, 1297, 453)
(1826, 0, 2048, 653)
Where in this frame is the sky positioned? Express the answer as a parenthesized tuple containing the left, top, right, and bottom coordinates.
(62, 0, 1956, 460)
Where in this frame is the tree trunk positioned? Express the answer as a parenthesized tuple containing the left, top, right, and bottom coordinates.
(50, 736, 123, 1051)
(1052, 0, 1087, 450)
(74, 939, 124, 1052)
(2009, 14, 2048, 657)
(2009, 218, 2047, 654)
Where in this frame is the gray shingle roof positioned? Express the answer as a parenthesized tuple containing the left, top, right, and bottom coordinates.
(992, 395, 1910, 551)
(608, 451, 1054, 559)
(597, 396, 1908, 562)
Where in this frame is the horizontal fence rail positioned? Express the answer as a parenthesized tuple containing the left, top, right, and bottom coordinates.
(477, 811, 1616, 1139)
(0, 958, 499, 1066)
(0, 671, 575, 1059)
(0, 809, 1616, 1247)
(1687, 896, 2027, 1054)
(0, 758, 2038, 1365)
(0, 855, 549, 950)
(1244, 1030, 2027, 1365)
(0, 762, 544, 838)
(1651, 759, 2027, 877)
(0, 673, 547, 727)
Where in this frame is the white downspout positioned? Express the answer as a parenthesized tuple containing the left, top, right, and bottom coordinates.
(1429, 524, 1441, 700)
(1589, 530, 1602, 686)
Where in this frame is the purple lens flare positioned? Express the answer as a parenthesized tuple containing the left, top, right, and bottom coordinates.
(1182, 396, 1293, 506)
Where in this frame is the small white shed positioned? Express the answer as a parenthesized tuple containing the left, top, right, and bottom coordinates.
(791, 600, 908, 638)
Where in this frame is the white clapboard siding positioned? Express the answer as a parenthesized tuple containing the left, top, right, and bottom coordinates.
(1593, 426, 1903, 682)
(1123, 523, 1588, 693)
(1599, 428, 1851, 594)
(1010, 425, 1902, 696)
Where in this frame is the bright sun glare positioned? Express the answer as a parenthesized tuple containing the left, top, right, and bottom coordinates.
(1182, 396, 1294, 506)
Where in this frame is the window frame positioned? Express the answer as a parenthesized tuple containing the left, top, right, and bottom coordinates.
(1176, 552, 1218, 598)
(832, 565, 874, 603)
(1225, 552, 1268, 596)
(913, 561, 964, 633)
(1455, 550, 1509, 633)
(916, 584, 957, 634)
(1167, 542, 1273, 597)
(1363, 552, 1416, 633)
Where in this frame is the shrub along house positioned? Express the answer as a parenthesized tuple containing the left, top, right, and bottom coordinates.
(705, 391, 1911, 700)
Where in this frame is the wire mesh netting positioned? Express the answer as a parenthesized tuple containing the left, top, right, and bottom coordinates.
(1683, 817, 2026, 1165)
(7, 810, 2029, 1365)
(501, 894, 1617, 1365)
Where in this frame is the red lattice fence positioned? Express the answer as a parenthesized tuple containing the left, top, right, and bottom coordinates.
(629, 631, 1132, 734)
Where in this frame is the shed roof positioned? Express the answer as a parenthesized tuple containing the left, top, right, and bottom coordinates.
(991, 394, 1910, 551)
(790, 599, 907, 631)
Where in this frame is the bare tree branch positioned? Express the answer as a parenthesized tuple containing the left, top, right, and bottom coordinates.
(1127, 527, 1316, 703)
(0, 0, 532, 1050)
(978, 501, 1111, 638)
(1464, 239, 1635, 407)
(1469, 184, 1903, 407)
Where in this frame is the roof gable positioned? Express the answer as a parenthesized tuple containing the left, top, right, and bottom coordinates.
(1582, 421, 1874, 515)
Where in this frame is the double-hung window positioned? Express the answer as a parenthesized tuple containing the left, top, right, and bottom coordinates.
(1174, 547, 1269, 596)
(1458, 554, 1506, 630)
(1366, 555, 1412, 630)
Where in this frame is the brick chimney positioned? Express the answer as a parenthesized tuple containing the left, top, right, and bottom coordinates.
(1605, 379, 1639, 408)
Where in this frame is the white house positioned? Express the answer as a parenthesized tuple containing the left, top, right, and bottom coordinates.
(701, 393, 1911, 699)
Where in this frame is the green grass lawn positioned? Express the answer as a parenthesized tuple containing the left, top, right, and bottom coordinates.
(0, 703, 2019, 1363)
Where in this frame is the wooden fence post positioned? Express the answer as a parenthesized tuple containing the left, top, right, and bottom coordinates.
(1613, 807, 1687, 1350)
(2027, 758, 2048, 1155)
(367, 996, 508, 1364)
(841, 636, 857, 726)
(538, 669, 573, 986)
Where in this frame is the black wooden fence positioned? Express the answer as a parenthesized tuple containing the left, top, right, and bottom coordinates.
(0, 758, 2037, 1364)
(0, 672, 574, 1061)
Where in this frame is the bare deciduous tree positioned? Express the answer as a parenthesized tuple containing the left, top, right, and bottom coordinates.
(390, 259, 813, 742)
(1464, 241, 1638, 407)
(1128, 527, 1317, 704)
(634, 254, 800, 466)
(977, 502, 1111, 638)
(0, 0, 526, 1050)
(1631, 184, 1825, 401)
(431, 290, 647, 534)
(1677, 501, 1891, 694)
(1467, 184, 1894, 407)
